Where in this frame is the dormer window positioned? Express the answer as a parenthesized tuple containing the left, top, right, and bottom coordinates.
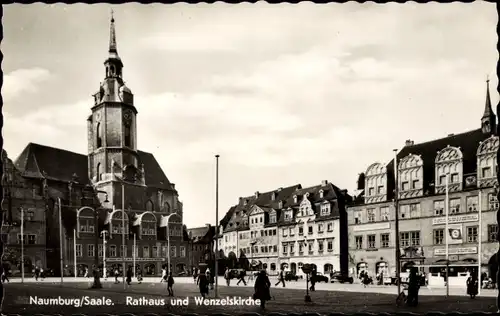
(278, 200, 283, 209)
(244, 199, 248, 206)
(284, 210, 292, 221)
(270, 212, 277, 223)
(293, 195, 298, 204)
(319, 189, 324, 199)
(320, 203, 330, 216)
(271, 192, 276, 200)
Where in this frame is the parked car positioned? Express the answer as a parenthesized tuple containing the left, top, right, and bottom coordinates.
(311, 272, 329, 283)
(330, 272, 354, 284)
(284, 271, 299, 281)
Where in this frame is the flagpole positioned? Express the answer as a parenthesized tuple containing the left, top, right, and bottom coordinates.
(21, 207, 24, 284)
(393, 149, 401, 297)
(133, 233, 136, 278)
(445, 174, 449, 298)
(478, 190, 482, 296)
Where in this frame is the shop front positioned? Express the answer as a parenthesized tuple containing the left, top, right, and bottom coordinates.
(106, 257, 166, 276)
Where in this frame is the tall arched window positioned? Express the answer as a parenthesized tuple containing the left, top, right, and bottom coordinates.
(146, 200, 154, 212)
(164, 202, 171, 213)
(96, 123, 102, 148)
(96, 163, 102, 181)
(124, 125, 131, 147)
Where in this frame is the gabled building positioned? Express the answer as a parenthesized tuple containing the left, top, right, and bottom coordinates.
(187, 225, 216, 269)
(348, 79, 498, 279)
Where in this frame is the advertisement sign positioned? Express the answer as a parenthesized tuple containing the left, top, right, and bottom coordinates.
(434, 247, 477, 256)
(432, 214, 478, 226)
(447, 224, 463, 245)
(106, 257, 165, 262)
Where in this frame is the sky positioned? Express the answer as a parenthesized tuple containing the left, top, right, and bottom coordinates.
(2, 2, 498, 229)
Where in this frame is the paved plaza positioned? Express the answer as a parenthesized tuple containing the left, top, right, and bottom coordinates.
(1, 276, 497, 315)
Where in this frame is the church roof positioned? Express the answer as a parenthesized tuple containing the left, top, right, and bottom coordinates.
(13, 142, 175, 191)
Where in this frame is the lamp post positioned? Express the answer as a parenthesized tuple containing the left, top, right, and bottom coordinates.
(19, 207, 34, 284)
(393, 149, 401, 298)
(101, 230, 108, 279)
(215, 154, 220, 297)
(91, 190, 109, 289)
(163, 213, 178, 277)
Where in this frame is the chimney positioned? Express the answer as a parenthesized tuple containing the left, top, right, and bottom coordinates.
(255, 191, 260, 198)
(277, 187, 283, 192)
(405, 140, 414, 147)
(321, 180, 328, 186)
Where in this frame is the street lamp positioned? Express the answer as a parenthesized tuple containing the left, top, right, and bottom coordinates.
(19, 207, 34, 284)
(215, 154, 220, 297)
(91, 190, 109, 289)
(101, 230, 108, 279)
(163, 213, 179, 276)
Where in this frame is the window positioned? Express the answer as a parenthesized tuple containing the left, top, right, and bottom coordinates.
(308, 226, 313, 235)
(367, 235, 376, 249)
(273, 245, 277, 253)
(170, 246, 176, 257)
(124, 124, 131, 147)
(284, 211, 292, 221)
(87, 244, 95, 257)
(110, 245, 117, 257)
(320, 204, 330, 216)
(299, 243, 304, 253)
(378, 186, 384, 194)
(409, 203, 421, 218)
(282, 228, 288, 237)
(16, 234, 36, 245)
(412, 179, 420, 189)
(76, 244, 82, 257)
(327, 223, 333, 231)
(399, 205, 409, 219)
(327, 240, 333, 252)
(381, 233, 390, 248)
(180, 246, 186, 257)
(318, 224, 324, 233)
(289, 227, 294, 236)
(367, 209, 376, 223)
(354, 211, 362, 224)
(318, 240, 324, 252)
(120, 245, 127, 257)
(355, 236, 363, 250)
(400, 231, 420, 247)
(96, 123, 102, 148)
(282, 244, 288, 254)
(434, 200, 444, 216)
(290, 244, 294, 253)
(98, 244, 103, 257)
(489, 193, 499, 211)
(308, 242, 313, 254)
(380, 207, 390, 221)
(467, 226, 478, 243)
(299, 227, 303, 236)
(466, 196, 478, 213)
(488, 224, 498, 242)
(482, 166, 492, 178)
(451, 173, 459, 183)
(260, 217, 263, 223)
(143, 246, 150, 258)
(402, 181, 409, 191)
(433, 229, 444, 245)
(368, 187, 374, 196)
(450, 198, 461, 214)
(152, 246, 158, 258)
(270, 213, 277, 223)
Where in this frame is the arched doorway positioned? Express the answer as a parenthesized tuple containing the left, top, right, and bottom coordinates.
(357, 262, 367, 277)
(144, 263, 156, 276)
(324, 263, 333, 274)
(176, 263, 186, 274)
(263, 263, 268, 270)
(376, 261, 388, 275)
(270, 263, 276, 271)
(290, 262, 297, 273)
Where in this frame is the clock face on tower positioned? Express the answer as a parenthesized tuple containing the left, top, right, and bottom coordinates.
(123, 110, 132, 124)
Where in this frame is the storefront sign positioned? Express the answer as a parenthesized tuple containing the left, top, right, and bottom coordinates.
(432, 214, 478, 226)
(434, 247, 477, 256)
(352, 222, 390, 232)
(106, 257, 165, 262)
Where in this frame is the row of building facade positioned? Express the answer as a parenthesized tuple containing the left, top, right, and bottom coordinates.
(216, 79, 500, 278)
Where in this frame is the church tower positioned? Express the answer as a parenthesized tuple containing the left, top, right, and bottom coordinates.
(481, 77, 496, 135)
(87, 12, 145, 203)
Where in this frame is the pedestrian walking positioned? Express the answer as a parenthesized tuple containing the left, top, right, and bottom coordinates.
(161, 267, 167, 283)
(84, 267, 89, 278)
(167, 272, 175, 296)
(406, 267, 420, 307)
(275, 268, 286, 288)
(40, 268, 45, 280)
(224, 268, 231, 286)
(309, 267, 317, 291)
(467, 272, 479, 299)
(34, 266, 40, 281)
(114, 268, 120, 284)
(193, 267, 198, 283)
(209, 269, 215, 290)
(126, 266, 133, 286)
(236, 270, 247, 286)
(253, 270, 271, 310)
(197, 271, 209, 299)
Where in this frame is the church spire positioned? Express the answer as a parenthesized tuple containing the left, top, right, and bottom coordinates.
(108, 9, 119, 57)
(104, 9, 123, 79)
(481, 76, 496, 135)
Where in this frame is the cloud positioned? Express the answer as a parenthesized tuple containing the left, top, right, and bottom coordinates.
(2, 67, 51, 102)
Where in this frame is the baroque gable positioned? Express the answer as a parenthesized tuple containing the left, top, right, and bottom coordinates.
(364, 162, 387, 204)
(435, 145, 463, 193)
(477, 135, 499, 188)
(398, 153, 424, 199)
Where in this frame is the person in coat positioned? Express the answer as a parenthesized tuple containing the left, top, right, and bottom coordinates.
(309, 267, 317, 291)
(167, 272, 175, 296)
(224, 268, 231, 286)
(406, 267, 420, 307)
(467, 272, 479, 299)
(126, 266, 133, 286)
(237, 270, 247, 286)
(254, 270, 271, 309)
(161, 267, 167, 283)
(197, 271, 209, 298)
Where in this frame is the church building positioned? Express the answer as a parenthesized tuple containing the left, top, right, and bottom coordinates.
(3, 14, 189, 277)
